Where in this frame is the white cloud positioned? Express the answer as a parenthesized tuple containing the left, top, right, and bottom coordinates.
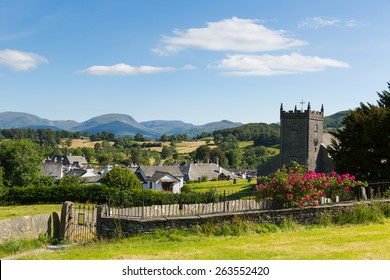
(212, 53, 349, 76)
(298, 17, 361, 29)
(79, 63, 194, 76)
(153, 17, 306, 55)
(0, 49, 48, 71)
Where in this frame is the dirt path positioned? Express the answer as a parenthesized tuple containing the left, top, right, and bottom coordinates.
(1, 245, 70, 260)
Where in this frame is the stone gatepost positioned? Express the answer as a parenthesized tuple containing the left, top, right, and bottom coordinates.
(96, 204, 103, 238)
(51, 212, 61, 239)
(59, 201, 74, 240)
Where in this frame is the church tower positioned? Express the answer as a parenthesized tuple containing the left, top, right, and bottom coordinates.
(280, 102, 324, 171)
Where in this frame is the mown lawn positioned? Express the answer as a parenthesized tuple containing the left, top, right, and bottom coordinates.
(0, 204, 62, 220)
(187, 179, 256, 193)
(12, 220, 390, 260)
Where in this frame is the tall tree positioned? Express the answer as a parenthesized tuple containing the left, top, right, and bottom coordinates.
(0, 139, 43, 187)
(194, 145, 211, 162)
(329, 83, 390, 180)
(100, 166, 141, 192)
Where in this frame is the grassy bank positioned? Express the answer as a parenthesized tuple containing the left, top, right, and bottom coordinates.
(187, 179, 256, 193)
(0, 204, 62, 220)
(5, 217, 390, 260)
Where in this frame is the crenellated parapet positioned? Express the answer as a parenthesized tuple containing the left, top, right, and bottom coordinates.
(280, 103, 324, 120)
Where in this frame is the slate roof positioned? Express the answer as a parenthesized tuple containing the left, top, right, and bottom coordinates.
(66, 169, 87, 176)
(182, 163, 236, 181)
(150, 171, 180, 182)
(41, 162, 63, 179)
(65, 155, 88, 166)
(66, 168, 101, 183)
(138, 165, 184, 178)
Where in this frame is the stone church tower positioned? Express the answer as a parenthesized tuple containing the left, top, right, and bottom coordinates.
(280, 103, 324, 171)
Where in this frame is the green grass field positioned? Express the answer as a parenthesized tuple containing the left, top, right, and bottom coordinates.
(8, 219, 390, 260)
(0, 204, 62, 220)
(186, 179, 256, 193)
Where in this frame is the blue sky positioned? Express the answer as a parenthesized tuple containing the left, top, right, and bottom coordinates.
(1, 0, 389, 125)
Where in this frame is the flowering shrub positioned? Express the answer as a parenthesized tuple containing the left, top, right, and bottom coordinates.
(256, 162, 367, 208)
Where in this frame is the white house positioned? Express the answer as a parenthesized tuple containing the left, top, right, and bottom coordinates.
(136, 165, 184, 193)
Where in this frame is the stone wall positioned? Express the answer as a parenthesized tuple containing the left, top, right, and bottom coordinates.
(98, 200, 390, 238)
(0, 214, 52, 243)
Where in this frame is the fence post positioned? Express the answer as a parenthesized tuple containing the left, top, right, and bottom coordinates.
(96, 204, 103, 239)
(223, 190, 226, 213)
(107, 193, 111, 217)
(142, 196, 144, 219)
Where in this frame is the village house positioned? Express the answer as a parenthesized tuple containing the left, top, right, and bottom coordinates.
(180, 162, 237, 182)
(136, 165, 184, 193)
(66, 165, 101, 183)
(42, 154, 98, 183)
(41, 162, 63, 182)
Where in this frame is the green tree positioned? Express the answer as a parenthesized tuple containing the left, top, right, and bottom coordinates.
(100, 166, 141, 192)
(225, 148, 243, 168)
(329, 83, 390, 180)
(0, 139, 43, 187)
(130, 146, 143, 164)
(213, 133, 223, 145)
(134, 133, 145, 142)
(96, 152, 113, 166)
(161, 146, 173, 159)
(195, 145, 211, 162)
(209, 147, 228, 167)
(58, 175, 86, 186)
(82, 147, 95, 162)
(376, 82, 390, 108)
(0, 166, 4, 188)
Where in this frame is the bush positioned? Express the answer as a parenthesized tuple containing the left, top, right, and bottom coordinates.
(0, 184, 111, 205)
(333, 203, 385, 225)
(180, 185, 193, 193)
(256, 162, 367, 208)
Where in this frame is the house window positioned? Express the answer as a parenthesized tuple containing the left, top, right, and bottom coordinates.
(149, 182, 153, 190)
(314, 124, 318, 132)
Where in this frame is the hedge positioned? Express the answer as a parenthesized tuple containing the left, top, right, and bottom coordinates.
(0, 184, 112, 205)
(0, 185, 221, 206)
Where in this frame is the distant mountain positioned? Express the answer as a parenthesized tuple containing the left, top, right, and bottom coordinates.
(0, 111, 293, 140)
(324, 110, 350, 129)
(0, 111, 243, 139)
(84, 121, 161, 138)
(183, 120, 243, 138)
(70, 114, 143, 131)
(141, 119, 243, 138)
(140, 120, 194, 135)
(0, 112, 80, 131)
(52, 120, 80, 130)
(0, 112, 63, 129)
(69, 113, 161, 138)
